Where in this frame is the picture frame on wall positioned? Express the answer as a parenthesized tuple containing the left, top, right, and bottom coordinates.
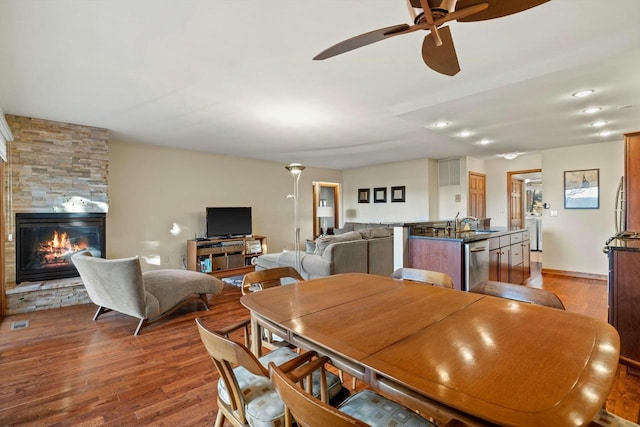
(374, 187, 387, 203)
(358, 188, 370, 203)
(564, 169, 599, 209)
(391, 186, 405, 202)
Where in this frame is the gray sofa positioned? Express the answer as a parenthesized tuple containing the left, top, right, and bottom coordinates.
(256, 227, 394, 279)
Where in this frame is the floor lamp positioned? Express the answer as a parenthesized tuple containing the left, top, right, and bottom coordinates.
(285, 163, 305, 273)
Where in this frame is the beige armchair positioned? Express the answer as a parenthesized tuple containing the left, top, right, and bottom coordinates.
(72, 252, 224, 335)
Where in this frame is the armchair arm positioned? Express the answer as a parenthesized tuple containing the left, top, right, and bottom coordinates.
(217, 319, 251, 348)
(277, 350, 317, 373)
(270, 355, 332, 403)
(287, 355, 331, 403)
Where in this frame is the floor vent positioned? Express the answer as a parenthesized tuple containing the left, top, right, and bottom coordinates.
(10, 320, 30, 330)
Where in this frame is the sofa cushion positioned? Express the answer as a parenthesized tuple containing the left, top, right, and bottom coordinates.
(314, 231, 362, 256)
(358, 227, 393, 239)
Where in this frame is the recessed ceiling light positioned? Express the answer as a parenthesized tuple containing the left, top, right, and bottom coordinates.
(501, 153, 520, 160)
(478, 139, 492, 145)
(459, 130, 472, 137)
(590, 121, 608, 127)
(434, 121, 449, 128)
(598, 130, 613, 137)
(572, 89, 595, 98)
(582, 107, 602, 114)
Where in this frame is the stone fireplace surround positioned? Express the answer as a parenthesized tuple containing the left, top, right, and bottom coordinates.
(5, 115, 109, 314)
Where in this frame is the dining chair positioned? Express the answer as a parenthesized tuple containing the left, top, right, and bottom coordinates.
(195, 317, 343, 427)
(269, 361, 437, 427)
(241, 267, 304, 350)
(469, 280, 566, 309)
(242, 267, 356, 389)
(391, 267, 455, 289)
(241, 266, 304, 295)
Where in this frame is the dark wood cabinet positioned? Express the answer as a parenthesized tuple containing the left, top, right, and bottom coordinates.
(608, 248, 640, 369)
(625, 131, 640, 230)
(489, 233, 527, 284)
(489, 237, 510, 282)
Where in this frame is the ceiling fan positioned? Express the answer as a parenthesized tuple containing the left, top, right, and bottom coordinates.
(313, 0, 550, 76)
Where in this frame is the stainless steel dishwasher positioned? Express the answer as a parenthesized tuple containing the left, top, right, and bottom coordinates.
(464, 239, 490, 291)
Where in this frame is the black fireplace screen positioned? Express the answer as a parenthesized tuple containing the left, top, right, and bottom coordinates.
(16, 213, 106, 283)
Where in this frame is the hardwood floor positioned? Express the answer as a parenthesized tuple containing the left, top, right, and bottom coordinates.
(1, 269, 639, 426)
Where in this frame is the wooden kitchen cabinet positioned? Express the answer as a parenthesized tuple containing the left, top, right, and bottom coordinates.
(608, 247, 640, 370)
(625, 131, 640, 231)
(489, 237, 510, 282)
(489, 232, 529, 284)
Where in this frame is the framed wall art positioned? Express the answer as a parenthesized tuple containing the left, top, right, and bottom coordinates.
(391, 186, 405, 202)
(358, 188, 370, 203)
(374, 187, 387, 203)
(564, 169, 599, 209)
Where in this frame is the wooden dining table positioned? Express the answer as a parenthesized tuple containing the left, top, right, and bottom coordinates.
(240, 273, 620, 426)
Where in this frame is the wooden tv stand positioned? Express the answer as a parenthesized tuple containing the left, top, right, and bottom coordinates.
(186, 235, 267, 278)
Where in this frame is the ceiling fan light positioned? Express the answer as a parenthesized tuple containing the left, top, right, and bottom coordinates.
(582, 107, 602, 114)
(572, 89, 595, 98)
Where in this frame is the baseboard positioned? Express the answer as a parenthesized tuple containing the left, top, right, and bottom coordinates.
(541, 268, 607, 282)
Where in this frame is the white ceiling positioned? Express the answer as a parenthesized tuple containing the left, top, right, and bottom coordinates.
(1, 0, 639, 170)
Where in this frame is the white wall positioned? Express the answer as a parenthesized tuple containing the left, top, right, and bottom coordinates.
(438, 156, 488, 221)
(540, 140, 623, 275)
(342, 159, 437, 225)
(107, 141, 342, 270)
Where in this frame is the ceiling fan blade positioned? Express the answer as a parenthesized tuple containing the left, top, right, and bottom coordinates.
(422, 26, 460, 76)
(455, 0, 549, 22)
(313, 24, 410, 60)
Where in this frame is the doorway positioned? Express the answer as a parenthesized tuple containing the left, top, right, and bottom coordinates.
(312, 182, 340, 238)
(508, 169, 543, 261)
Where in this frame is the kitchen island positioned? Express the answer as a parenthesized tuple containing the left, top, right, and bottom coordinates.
(408, 225, 530, 291)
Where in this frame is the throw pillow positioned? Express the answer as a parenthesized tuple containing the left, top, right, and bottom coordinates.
(305, 240, 316, 254)
(314, 231, 362, 256)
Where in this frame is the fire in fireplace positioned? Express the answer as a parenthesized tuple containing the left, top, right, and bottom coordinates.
(16, 213, 106, 283)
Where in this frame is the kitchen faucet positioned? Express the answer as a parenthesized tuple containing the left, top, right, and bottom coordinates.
(458, 215, 479, 230)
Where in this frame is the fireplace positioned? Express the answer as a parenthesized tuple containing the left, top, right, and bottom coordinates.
(16, 213, 106, 283)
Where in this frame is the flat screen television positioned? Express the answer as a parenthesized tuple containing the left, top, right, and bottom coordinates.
(206, 207, 252, 238)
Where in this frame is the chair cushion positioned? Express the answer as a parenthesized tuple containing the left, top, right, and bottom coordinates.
(339, 389, 435, 427)
(218, 347, 342, 427)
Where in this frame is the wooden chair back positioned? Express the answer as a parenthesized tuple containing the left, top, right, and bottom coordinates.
(469, 280, 566, 310)
(391, 268, 455, 289)
(195, 318, 268, 426)
(242, 267, 304, 295)
(269, 363, 368, 427)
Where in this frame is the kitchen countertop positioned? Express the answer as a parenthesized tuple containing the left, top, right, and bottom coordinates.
(604, 234, 640, 252)
(409, 226, 527, 243)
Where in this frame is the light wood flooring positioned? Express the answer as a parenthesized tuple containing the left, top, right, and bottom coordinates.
(1, 264, 639, 425)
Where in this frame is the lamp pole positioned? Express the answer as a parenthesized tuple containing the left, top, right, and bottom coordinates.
(285, 163, 305, 272)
